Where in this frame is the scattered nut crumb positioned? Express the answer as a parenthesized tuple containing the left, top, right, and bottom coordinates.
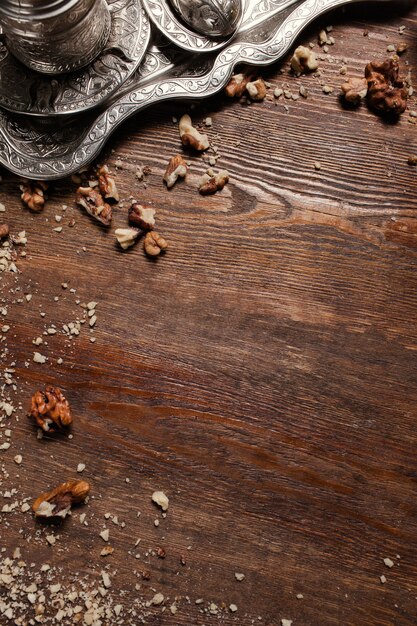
(152, 490, 169, 511)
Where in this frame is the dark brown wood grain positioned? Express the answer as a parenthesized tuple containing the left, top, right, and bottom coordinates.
(1, 4, 417, 625)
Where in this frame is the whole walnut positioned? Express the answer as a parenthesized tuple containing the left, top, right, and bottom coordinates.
(30, 386, 72, 432)
(365, 59, 408, 115)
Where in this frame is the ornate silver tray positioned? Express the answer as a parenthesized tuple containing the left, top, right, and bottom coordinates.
(0, 0, 398, 178)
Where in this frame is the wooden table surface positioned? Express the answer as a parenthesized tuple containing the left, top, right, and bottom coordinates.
(1, 3, 417, 625)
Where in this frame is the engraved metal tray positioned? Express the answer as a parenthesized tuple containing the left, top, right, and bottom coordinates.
(0, 0, 391, 178)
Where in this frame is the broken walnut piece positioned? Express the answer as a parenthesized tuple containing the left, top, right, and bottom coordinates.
(341, 77, 368, 106)
(97, 165, 119, 203)
(76, 186, 112, 226)
(246, 78, 267, 102)
(33, 480, 90, 520)
(365, 59, 408, 115)
(144, 231, 168, 257)
(115, 227, 141, 250)
(163, 155, 188, 189)
(128, 202, 156, 230)
(0, 224, 9, 239)
(290, 46, 319, 74)
(179, 114, 209, 151)
(199, 170, 229, 195)
(30, 385, 72, 432)
(224, 73, 253, 98)
(21, 180, 48, 212)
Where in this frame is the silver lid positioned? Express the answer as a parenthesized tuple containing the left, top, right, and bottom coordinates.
(0, 0, 80, 19)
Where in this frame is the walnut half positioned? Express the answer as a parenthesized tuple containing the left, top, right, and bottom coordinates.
(144, 231, 168, 257)
(30, 386, 72, 432)
(21, 181, 48, 212)
(365, 58, 408, 115)
(33, 480, 90, 520)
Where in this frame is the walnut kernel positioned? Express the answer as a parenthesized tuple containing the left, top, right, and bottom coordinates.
(128, 203, 156, 230)
(224, 73, 252, 98)
(163, 155, 188, 189)
(246, 78, 267, 102)
(30, 386, 72, 432)
(76, 187, 112, 226)
(97, 165, 119, 203)
(115, 227, 141, 250)
(0, 224, 9, 239)
(21, 181, 48, 212)
(365, 59, 408, 115)
(179, 114, 209, 151)
(33, 480, 90, 519)
(290, 46, 319, 74)
(341, 77, 368, 105)
(199, 170, 229, 195)
(144, 231, 168, 257)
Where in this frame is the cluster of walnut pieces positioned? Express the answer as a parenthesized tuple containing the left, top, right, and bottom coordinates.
(21, 180, 48, 212)
(114, 201, 168, 256)
(225, 73, 267, 101)
(30, 385, 72, 432)
(33, 479, 90, 520)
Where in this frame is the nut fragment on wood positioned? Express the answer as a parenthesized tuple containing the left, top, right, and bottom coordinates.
(365, 58, 408, 115)
(97, 165, 119, 203)
(76, 186, 112, 226)
(144, 232, 168, 257)
(152, 490, 169, 511)
(163, 155, 188, 189)
(290, 46, 319, 74)
(179, 114, 209, 151)
(30, 386, 72, 432)
(407, 155, 417, 166)
(21, 181, 48, 212)
(199, 170, 229, 195)
(115, 227, 141, 250)
(224, 73, 252, 98)
(33, 480, 90, 520)
(341, 77, 368, 105)
(0, 224, 9, 239)
(246, 78, 267, 102)
(128, 202, 155, 230)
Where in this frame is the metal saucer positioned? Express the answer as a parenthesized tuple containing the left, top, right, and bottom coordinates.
(142, 0, 242, 52)
(0, 0, 151, 116)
